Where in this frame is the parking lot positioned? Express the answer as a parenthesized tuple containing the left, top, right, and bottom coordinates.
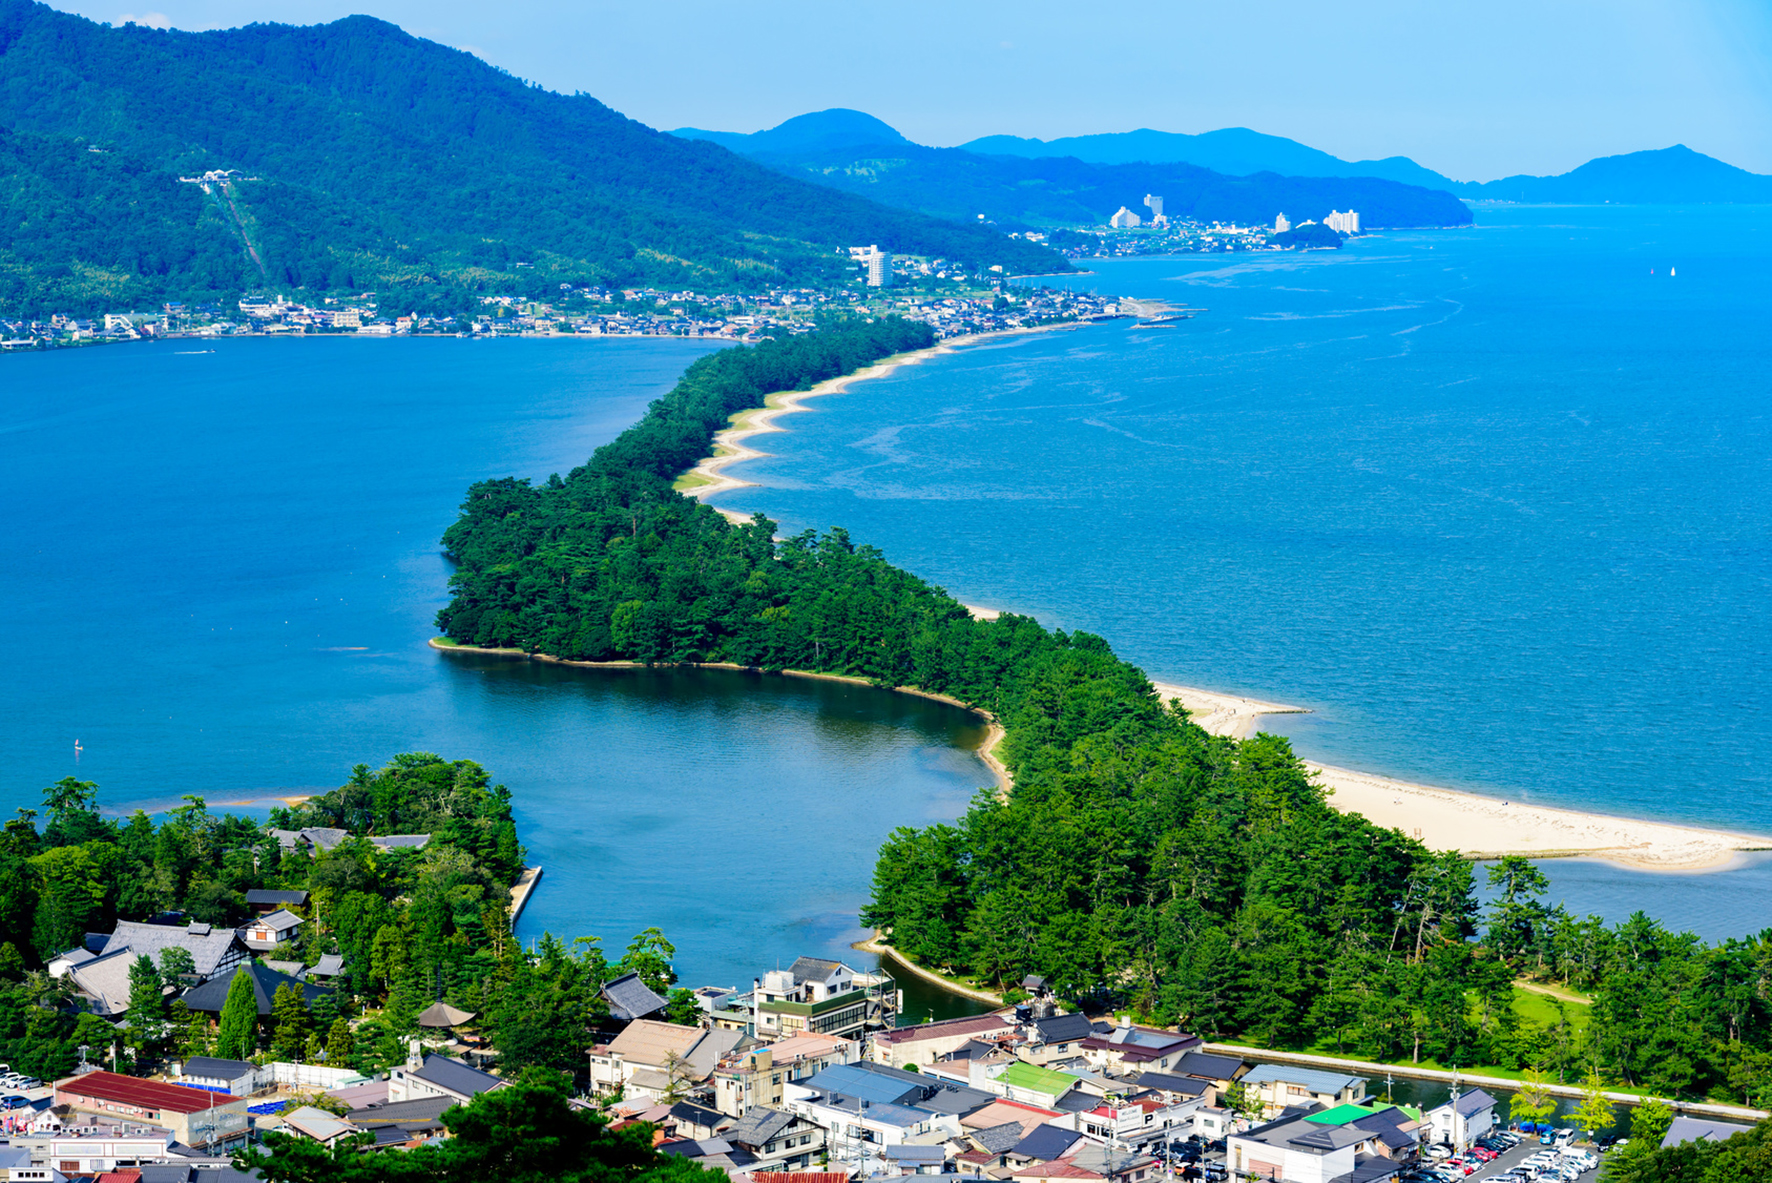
(1414, 1132, 1600, 1183)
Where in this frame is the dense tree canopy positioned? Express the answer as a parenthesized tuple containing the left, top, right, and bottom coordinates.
(436, 320, 1772, 1107)
(0, 0, 1063, 316)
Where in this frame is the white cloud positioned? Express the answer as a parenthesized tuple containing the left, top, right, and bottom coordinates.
(117, 11, 172, 28)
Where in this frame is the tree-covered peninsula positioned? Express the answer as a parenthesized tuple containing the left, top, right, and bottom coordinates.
(434, 319, 1772, 1109)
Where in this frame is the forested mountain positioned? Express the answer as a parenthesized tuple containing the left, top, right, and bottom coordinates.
(739, 142, 1471, 230)
(961, 125, 1462, 192)
(1458, 145, 1772, 204)
(0, 1, 1060, 317)
(674, 108, 912, 156)
(668, 111, 1470, 229)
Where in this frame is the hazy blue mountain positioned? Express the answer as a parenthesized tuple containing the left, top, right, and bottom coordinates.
(1456, 145, 1772, 204)
(673, 108, 909, 156)
(960, 126, 1462, 191)
(0, 4, 1060, 315)
(739, 142, 1471, 230)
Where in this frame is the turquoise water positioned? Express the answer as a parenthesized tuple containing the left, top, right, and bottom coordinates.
(707, 206, 1772, 936)
(0, 336, 994, 991)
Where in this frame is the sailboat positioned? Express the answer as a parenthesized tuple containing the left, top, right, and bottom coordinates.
(74, 739, 82, 757)
(1670, 266, 1676, 277)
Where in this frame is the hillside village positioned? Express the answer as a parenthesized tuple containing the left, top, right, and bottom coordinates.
(14, 920, 1518, 1183)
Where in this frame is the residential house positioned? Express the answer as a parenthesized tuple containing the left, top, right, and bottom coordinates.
(62, 950, 140, 1018)
(52, 1072, 250, 1151)
(714, 1033, 861, 1117)
(8, 1119, 179, 1174)
(783, 1061, 995, 1166)
(1130, 1072, 1213, 1107)
(99, 921, 248, 984)
(268, 827, 350, 852)
(883, 1143, 950, 1174)
(244, 889, 309, 915)
(1227, 1104, 1407, 1183)
(1075, 1093, 1200, 1151)
(589, 1019, 752, 1102)
(1661, 1116, 1755, 1148)
(755, 957, 873, 1040)
(1021, 1014, 1097, 1065)
(174, 1058, 259, 1097)
(993, 1062, 1081, 1109)
(279, 1105, 357, 1147)
(668, 1101, 735, 1140)
(1077, 1020, 1201, 1075)
(1239, 1066, 1370, 1118)
(387, 1048, 505, 1106)
(724, 1106, 828, 1171)
(871, 1014, 1015, 1070)
(1425, 1090, 1496, 1150)
(306, 953, 345, 984)
(346, 1096, 455, 1149)
(239, 909, 303, 952)
(180, 962, 331, 1018)
(603, 972, 670, 1024)
(1173, 1052, 1247, 1092)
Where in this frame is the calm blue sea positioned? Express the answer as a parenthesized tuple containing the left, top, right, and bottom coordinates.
(708, 206, 1772, 939)
(0, 336, 992, 993)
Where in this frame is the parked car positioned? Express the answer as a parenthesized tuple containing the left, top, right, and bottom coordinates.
(0, 1095, 27, 1110)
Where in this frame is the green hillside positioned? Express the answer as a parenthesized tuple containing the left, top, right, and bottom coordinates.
(0, 0, 1062, 317)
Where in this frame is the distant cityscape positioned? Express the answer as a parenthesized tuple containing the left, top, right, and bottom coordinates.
(0, 208, 1354, 351)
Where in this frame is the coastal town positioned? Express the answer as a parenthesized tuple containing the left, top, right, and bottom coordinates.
(0, 218, 1284, 351)
(7, 884, 1733, 1183)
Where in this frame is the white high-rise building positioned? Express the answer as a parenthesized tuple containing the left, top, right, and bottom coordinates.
(1109, 206, 1143, 229)
(1273, 213, 1291, 233)
(866, 249, 894, 287)
(1144, 194, 1164, 219)
(1324, 210, 1361, 234)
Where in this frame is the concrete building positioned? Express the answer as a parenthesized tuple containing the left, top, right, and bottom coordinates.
(1425, 1089, 1495, 1149)
(52, 1072, 249, 1151)
(1143, 195, 1164, 220)
(1324, 210, 1361, 234)
(1109, 208, 1142, 229)
(1238, 1065, 1369, 1117)
(715, 1033, 860, 1117)
(1274, 213, 1291, 233)
(173, 1058, 259, 1097)
(1077, 1019, 1200, 1074)
(867, 251, 894, 288)
(755, 957, 874, 1040)
(873, 1014, 1015, 1070)
(387, 1048, 505, 1106)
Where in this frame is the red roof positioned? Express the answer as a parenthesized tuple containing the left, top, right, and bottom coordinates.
(56, 1071, 235, 1115)
(751, 1174, 852, 1183)
(876, 1013, 1012, 1043)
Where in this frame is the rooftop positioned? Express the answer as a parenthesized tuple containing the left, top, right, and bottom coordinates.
(999, 1061, 1078, 1098)
(1241, 1064, 1368, 1096)
(57, 1071, 241, 1116)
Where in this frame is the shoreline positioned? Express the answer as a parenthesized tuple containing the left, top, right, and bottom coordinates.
(429, 638, 1012, 794)
(659, 332, 1772, 875)
(675, 321, 1085, 508)
(851, 933, 1005, 1006)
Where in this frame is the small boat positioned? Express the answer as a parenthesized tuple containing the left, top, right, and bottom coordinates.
(1670, 266, 1676, 277)
(73, 739, 82, 757)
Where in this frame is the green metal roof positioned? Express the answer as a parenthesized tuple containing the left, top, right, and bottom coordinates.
(1000, 1061, 1078, 1097)
(1306, 1103, 1383, 1126)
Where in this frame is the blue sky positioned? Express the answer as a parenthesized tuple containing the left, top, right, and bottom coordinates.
(57, 0, 1772, 180)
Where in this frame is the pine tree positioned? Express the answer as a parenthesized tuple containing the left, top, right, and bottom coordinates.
(126, 953, 165, 1056)
(214, 970, 259, 1060)
(324, 1017, 354, 1065)
(270, 982, 310, 1061)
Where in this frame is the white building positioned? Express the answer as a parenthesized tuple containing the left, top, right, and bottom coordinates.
(867, 250, 894, 287)
(1324, 209, 1361, 234)
(1109, 207, 1142, 229)
(1273, 213, 1291, 233)
(1143, 194, 1164, 220)
(1426, 1089, 1496, 1149)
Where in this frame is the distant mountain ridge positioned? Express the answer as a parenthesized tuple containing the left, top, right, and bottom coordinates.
(670, 110, 1471, 230)
(961, 126, 1462, 192)
(686, 111, 1772, 207)
(0, 6, 1060, 317)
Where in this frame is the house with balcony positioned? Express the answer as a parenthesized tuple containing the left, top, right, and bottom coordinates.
(754, 957, 884, 1040)
(1239, 1066, 1371, 1118)
(714, 1033, 860, 1117)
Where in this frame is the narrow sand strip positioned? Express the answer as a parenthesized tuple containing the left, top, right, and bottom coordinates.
(680, 325, 1079, 506)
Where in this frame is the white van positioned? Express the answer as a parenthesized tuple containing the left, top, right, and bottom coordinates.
(1552, 1130, 1577, 1150)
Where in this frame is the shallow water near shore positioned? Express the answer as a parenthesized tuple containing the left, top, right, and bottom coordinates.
(0, 335, 996, 990)
(709, 205, 1772, 937)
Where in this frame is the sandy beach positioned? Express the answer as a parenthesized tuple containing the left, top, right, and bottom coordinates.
(1135, 679, 1768, 871)
(606, 329, 1772, 876)
(677, 324, 1079, 517)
